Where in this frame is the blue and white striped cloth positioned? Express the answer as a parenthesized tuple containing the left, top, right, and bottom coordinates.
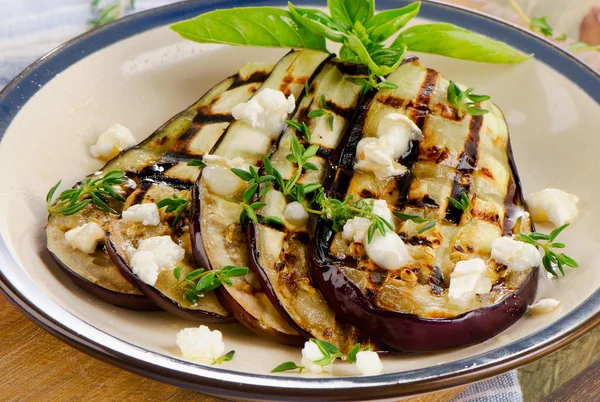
(0, 1, 523, 400)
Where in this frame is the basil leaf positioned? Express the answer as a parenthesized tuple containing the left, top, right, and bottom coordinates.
(339, 44, 360, 63)
(288, 4, 346, 43)
(328, 0, 374, 31)
(171, 8, 326, 51)
(392, 23, 531, 64)
(346, 35, 405, 76)
(365, 2, 420, 43)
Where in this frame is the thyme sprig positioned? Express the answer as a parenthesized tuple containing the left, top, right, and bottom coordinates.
(393, 212, 436, 234)
(173, 265, 249, 304)
(47, 170, 126, 215)
(271, 339, 370, 373)
(157, 194, 189, 225)
(447, 191, 470, 211)
(211, 350, 235, 365)
(307, 95, 335, 131)
(516, 223, 578, 277)
(447, 81, 490, 117)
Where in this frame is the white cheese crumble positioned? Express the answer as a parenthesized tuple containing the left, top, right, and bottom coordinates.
(355, 351, 383, 376)
(232, 88, 295, 139)
(301, 341, 333, 374)
(202, 154, 249, 197)
(283, 201, 309, 227)
(526, 188, 579, 226)
(122, 203, 160, 226)
(342, 199, 408, 270)
(89, 123, 136, 160)
(491, 237, 541, 272)
(64, 222, 105, 254)
(127, 236, 185, 286)
(528, 298, 560, 315)
(448, 259, 492, 308)
(176, 325, 225, 362)
(354, 113, 422, 178)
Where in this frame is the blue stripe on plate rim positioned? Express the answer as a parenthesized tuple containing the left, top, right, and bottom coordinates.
(0, 0, 598, 400)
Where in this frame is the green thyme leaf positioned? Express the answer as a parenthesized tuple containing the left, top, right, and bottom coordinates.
(211, 350, 235, 365)
(173, 266, 182, 281)
(271, 361, 305, 373)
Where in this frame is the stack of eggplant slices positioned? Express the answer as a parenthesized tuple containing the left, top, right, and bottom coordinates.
(46, 49, 572, 365)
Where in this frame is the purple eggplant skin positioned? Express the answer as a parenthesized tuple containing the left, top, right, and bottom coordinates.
(190, 182, 305, 346)
(48, 250, 158, 311)
(106, 237, 235, 324)
(309, 235, 538, 352)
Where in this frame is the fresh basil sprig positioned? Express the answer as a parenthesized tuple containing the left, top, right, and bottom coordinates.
(171, 0, 530, 87)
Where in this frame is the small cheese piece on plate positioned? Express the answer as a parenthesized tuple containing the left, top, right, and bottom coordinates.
(301, 341, 333, 374)
(232, 88, 295, 139)
(202, 155, 249, 197)
(448, 259, 492, 308)
(526, 188, 579, 226)
(127, 236, 185, 286)
(176, 325, 226, 362)
(491, 237, 541, 272)
(283, 201, 309, 228)
(64, 222, 105, 254)
(528, 298, 560, 315)
(89, 124, 136, 160)
(122, 203, 160, 226)
(355, 351, 383, 376)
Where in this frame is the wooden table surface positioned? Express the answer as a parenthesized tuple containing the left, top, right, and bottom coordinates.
(1, 294, 598, 401)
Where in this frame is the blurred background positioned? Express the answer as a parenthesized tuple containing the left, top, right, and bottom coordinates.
(1, 0, 600, 88)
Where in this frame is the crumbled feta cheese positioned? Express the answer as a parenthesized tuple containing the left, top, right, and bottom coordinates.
(202, 155, 249, 196)
(64, 222, 105, 254)
(354, 137, 408, 178)
(448, 259, 492, 308)
(342, 200, 407, 270)
(283, 201, 309, 227)
(301, 341, 333, 374)
(89, 124, 136, 160)
(122, 203, 160, 226)
(491, 237, 541, 272)
(526, 188, 579, 226)
(232, 88, 296, 139)
(355, 351, 382, 375)
(376, 113, 422, 159)
(176, 325, 225, 362)
(127, 236, 185, 285)
(342, 217, 372, 243)
(528, 298, 560, 315)
(364, 231, 409, 270)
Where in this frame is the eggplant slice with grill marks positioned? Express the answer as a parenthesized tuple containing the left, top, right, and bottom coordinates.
(192, 50, 331, 346)
(247, 59, 381, 352)
(46, 61, 274, 310)
(310, 58, 538, 352)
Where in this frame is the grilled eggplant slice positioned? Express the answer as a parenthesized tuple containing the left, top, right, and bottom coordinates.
(46, 61, 273, 309)
(107, 183, 231, 322)
(192, 50, 330, 346)
(247, 59, 380, 352)
(310, 58, 538, 352)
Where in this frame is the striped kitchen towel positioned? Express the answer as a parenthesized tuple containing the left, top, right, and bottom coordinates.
(0, 1, 523, 401)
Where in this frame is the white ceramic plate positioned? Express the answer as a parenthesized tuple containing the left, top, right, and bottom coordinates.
(1, 1, 599, 400)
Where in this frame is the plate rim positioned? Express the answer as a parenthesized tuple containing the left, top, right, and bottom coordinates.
(0, 0, 599, 400)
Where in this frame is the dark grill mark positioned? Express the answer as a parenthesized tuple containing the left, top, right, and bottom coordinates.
(131, 181, 152, 205)
(428, 266, 445, 295)
(407, 195, 439, 209)
(192, 111, 235, 124)
(331, 59, 370, 76)
(405, 236, 434, 247)
(228, 70, 271, 90)
(411, 68, 438, 128)
(359, 189, 377, 199)
(160, 152, 204, 164)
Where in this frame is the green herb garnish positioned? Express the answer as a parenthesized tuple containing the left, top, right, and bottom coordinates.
(172, 0, 530, 92)
(271, 361, 305, 373)
(187, 159, 205, 168)
(47, 170, 126, 215)
(156, 193, 189, 226)
(175, 265, 249, 304)
(516, 223, 578, 277)
(447, 192, 470, 211)
(211, 350, 235, 365)
(286, 120, 312, 142)
(393, 212, 436, 234)
(447, 81, 490, 117)
(568, 42, 600, 53)
(90, 0, 135, 28)
(307, 95, 335, 131)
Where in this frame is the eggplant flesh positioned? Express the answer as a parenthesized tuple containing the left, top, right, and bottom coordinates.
(192, 50, 331, 345)
(46, 62, 274, 309)
(247, 59, 381, 352)
(107, 183, 231, 322)
(311, 58, 537, 351)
